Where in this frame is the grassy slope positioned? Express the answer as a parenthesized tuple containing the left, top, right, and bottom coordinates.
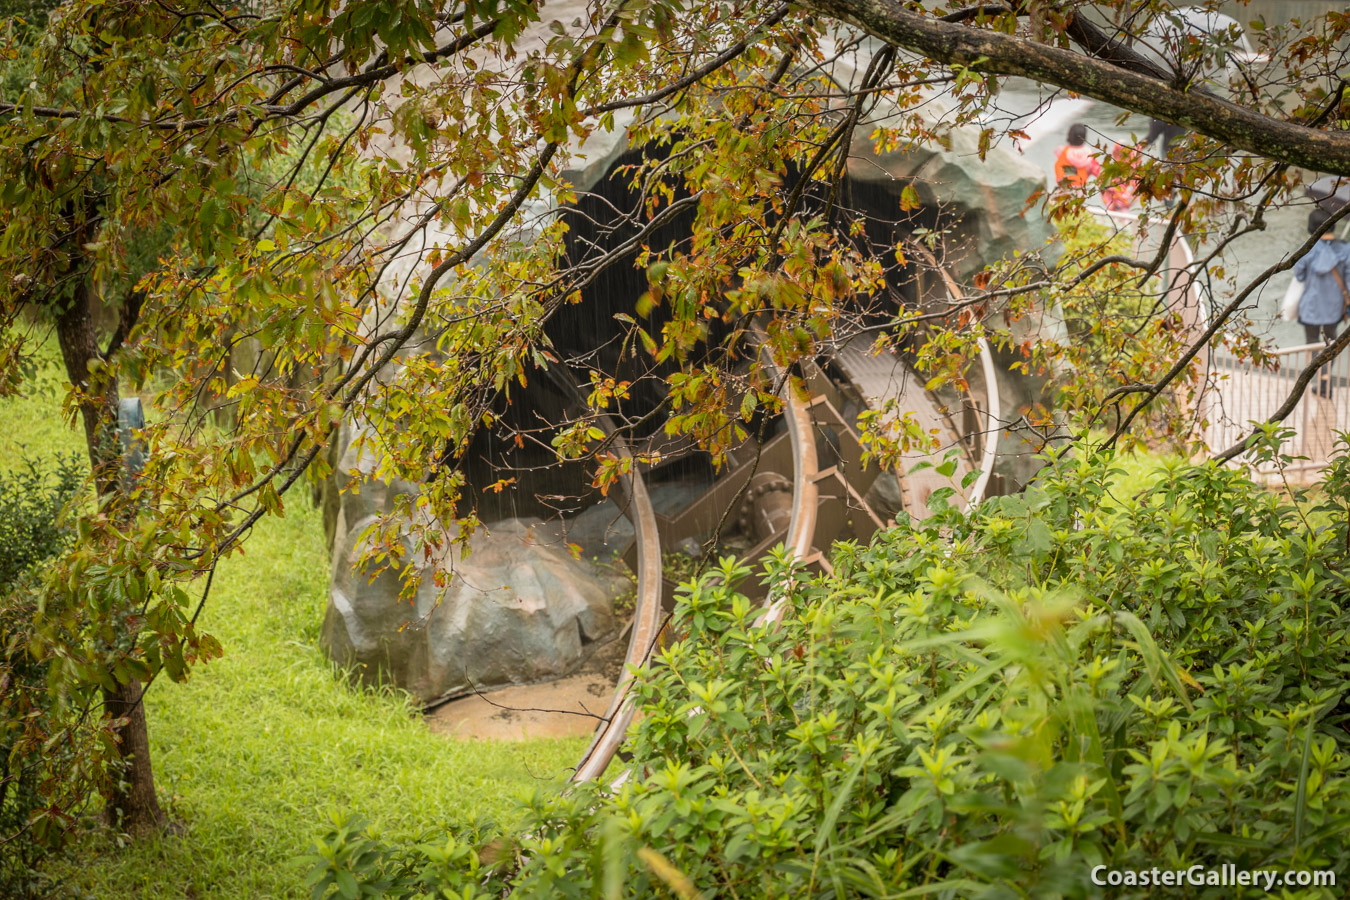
(5, 343, 586, 899)
(0, 339, 84, 471)
(51, 505, 587, 900)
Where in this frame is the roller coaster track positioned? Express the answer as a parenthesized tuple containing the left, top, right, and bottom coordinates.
(570, 342, 820, 781)
(570, 278, 1002, 784)
(569, 427, 663, 783)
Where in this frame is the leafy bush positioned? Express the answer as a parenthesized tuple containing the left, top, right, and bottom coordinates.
(0, 451, 82, 898)
(304, 435, 1350, 899)
(1038, 212, 1188, 447)
(0, 452, 82, 589)
(1054, 214, 1161, 365)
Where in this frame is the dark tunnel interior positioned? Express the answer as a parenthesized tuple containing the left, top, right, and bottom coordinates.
(461, 143, 957, 523)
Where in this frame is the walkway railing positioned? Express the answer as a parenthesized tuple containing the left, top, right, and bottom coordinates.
(1205, 344, 1350, 476)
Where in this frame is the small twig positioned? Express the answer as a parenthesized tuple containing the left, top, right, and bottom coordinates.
(457, 672, 611, 721)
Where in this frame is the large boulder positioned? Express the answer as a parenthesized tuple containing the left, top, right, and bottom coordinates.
(847, 123, 1051, 282)
(321, 516, 621, 704)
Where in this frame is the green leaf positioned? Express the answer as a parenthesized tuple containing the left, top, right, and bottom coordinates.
(815, 757, 864, 855)
(1115, 611, 1192, 711)
(1020, 519, 1052, 555)
(1294, 710, 1317, 850)
(334, 868, 359, 899)
(739, 390, 756, 421)
(1192, 832, 1272, 851)
(899, 184, 921, 211)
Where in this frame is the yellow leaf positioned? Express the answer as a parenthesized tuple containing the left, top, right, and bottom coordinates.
(637, 848, 704, 900)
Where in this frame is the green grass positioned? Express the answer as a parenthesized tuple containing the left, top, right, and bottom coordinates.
(46, 504, 587, 899)
(2, 343, 587, 899)
(1101, 445, 1188, 502)
(0, 337, 84, 473)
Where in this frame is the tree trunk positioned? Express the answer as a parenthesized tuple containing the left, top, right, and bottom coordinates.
(53, 276, 166, 835)
(98, 679, 164, 835)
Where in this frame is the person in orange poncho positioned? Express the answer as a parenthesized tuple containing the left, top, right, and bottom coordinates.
(1053, 123, 1100, 188)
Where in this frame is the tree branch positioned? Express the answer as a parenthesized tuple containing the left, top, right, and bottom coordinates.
(101, 290, 143, 360)
(795, 0, 1350, 176)
(1059, 6, 1177, 84)
(580, 4, 792, 117)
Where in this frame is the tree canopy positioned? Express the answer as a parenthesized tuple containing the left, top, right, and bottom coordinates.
(1, 0, 1348, 856)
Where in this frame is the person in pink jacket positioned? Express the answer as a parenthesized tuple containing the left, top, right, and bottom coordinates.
(1101, 142, 1143, 211)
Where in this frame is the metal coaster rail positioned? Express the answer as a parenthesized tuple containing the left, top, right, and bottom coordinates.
(569, 277, 1003, 784)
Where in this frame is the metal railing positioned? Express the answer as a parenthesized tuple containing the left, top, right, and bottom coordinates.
(568, 406, 664, 784)
(1205, 343, 1350, 475)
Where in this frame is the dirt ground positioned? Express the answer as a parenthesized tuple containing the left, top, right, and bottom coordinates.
(424, 630, 630, 741)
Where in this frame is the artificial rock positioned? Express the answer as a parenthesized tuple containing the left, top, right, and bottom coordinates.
(322, 516, 620, 704)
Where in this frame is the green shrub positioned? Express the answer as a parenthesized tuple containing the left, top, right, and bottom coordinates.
(304, 434, 1350, 898)
(0, 451, 83, 898)
(0, 451, 82, 590)
(1041, 213, 1187, 447)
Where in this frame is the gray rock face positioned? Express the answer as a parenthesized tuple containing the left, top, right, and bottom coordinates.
(802, 36, 1054, 284)
(321, 517, 621, 704)
(864, 471, 906, 523)
(529, 480, 713, 560)
(848, 132, 1051, 282)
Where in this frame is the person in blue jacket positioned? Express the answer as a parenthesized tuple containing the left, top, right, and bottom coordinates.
(1294, 208, 1350, 396)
